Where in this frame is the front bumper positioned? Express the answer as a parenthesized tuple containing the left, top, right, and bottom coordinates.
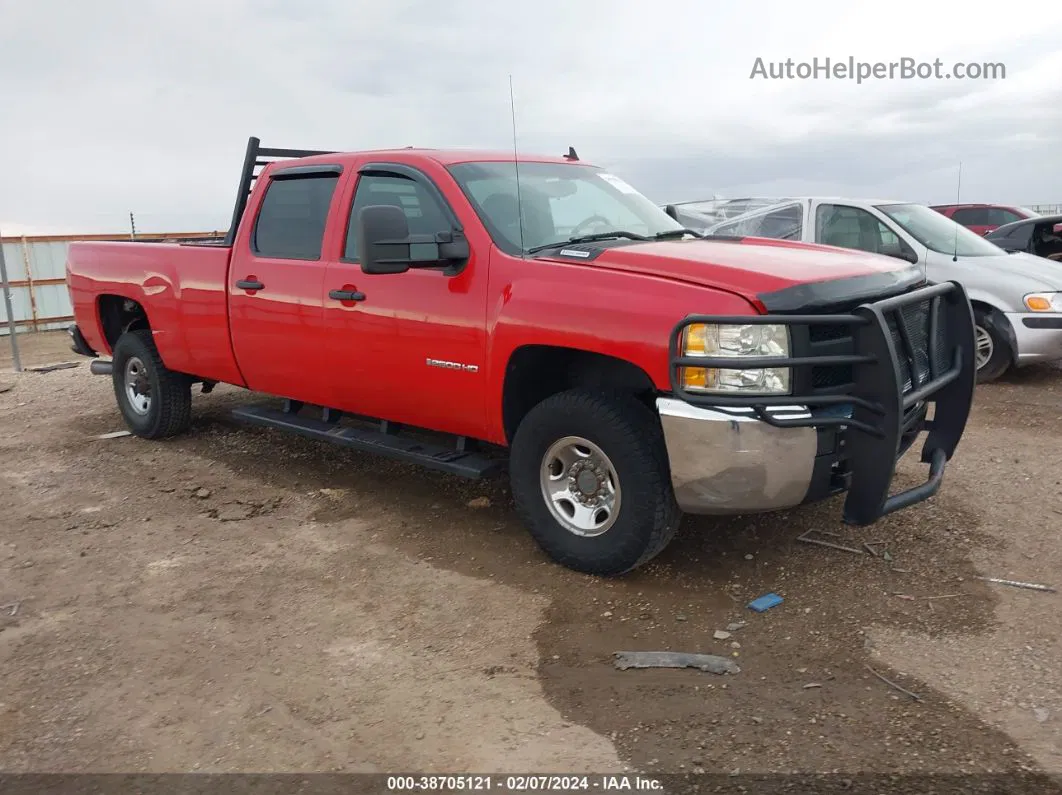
(661, 280, 976, 525)
(1006, 312, 1062, 364)
(657, 399, 818, 514)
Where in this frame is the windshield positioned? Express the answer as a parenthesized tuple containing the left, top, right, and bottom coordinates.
(878, 203, 1004, 257)
(447, 161, 684, 254)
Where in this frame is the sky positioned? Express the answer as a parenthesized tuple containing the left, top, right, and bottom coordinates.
(1, 0, 1060, 235)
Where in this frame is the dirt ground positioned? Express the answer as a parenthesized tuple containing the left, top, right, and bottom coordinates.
(1, 331, 1061, 784)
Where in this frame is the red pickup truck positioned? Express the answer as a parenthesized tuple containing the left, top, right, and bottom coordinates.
(66, 136, 977, 576)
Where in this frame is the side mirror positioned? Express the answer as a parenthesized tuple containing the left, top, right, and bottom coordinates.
(883, 246, 919, 265)
(664, 204, 680, 221)
(356, 204, 470, 275)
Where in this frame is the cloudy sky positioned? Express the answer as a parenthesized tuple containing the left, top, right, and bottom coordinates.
(1, 0, 1060, 235)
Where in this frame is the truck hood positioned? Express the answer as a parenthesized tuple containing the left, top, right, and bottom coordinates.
(546, 236, 921, 303)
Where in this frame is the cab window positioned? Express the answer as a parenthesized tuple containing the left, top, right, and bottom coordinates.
(253, 174, 340, 260)
(344, 173, 451, 260)
(951, 207, 991, 226)
(815, 204, 909, 259)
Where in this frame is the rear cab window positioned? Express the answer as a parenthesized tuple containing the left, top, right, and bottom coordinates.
(253, 173, 340, 260)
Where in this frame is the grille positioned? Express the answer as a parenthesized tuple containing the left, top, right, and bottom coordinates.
(813, 364, 853, 388)
(886, 299, 949, 392)
(800, 296, 949, 395)
(808, 325, 850, 343)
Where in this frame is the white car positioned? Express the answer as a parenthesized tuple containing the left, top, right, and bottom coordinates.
(705, 196, 1062, 382)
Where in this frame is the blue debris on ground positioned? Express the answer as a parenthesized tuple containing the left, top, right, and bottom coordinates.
(747, 592, 784, 612)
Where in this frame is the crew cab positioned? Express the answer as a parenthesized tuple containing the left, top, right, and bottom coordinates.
(704, 196, 1062, 383)
(66, 137, 977, 576)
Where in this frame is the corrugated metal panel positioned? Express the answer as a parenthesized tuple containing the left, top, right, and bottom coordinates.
(34, 283, 71, 321)
(25, 241, 69, 280)
(1, 238, 66, 336)
(1, 242, 27, 280)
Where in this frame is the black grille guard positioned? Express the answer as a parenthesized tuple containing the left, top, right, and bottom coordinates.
(667, 280, 976, 525)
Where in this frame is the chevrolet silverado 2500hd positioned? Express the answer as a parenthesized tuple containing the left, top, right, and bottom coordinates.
(66, 136, 977, 576)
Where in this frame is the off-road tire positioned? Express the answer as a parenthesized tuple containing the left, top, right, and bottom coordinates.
(973, 307, 1011, 383)
(111, 329, 192, 439)
(509, 389, 682, 576)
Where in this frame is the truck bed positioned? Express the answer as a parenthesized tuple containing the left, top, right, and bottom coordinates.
(66, 240, 246, 387)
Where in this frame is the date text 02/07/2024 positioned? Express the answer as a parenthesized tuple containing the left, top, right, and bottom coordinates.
(385, 774, 664, 790)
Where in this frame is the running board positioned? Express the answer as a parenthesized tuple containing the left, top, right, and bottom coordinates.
(231, 404, 502, 479)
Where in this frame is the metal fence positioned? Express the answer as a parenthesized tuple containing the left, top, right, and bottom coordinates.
(0, 230, 220, 371)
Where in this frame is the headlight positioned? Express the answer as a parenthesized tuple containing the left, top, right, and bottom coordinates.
(1023, 292, 1062, 312)
(680, 323, 791, 394)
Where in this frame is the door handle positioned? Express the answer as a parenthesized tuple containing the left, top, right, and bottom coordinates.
(236, 279, 265, 291)
(329, 289, 366, 302)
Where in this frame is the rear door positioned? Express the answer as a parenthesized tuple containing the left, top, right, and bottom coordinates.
(228, 165, 345, 402)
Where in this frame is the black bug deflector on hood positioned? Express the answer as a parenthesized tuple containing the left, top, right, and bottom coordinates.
(756, 266, 927, 312)
(667, 276, 976, 525)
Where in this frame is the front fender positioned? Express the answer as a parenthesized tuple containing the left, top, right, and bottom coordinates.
(964, 288, 1018, 362)
(485, 266, 757, 442)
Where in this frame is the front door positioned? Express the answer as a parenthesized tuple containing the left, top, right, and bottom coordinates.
(228, 168, 343, 402)
(322, 163, 491, 440)
(811, 202, 920, 264)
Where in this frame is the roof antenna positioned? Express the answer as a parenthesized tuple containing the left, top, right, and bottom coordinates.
(509, 74, 526, 258)
(952, 160, 962, 262)
(564, 146, 579, 161)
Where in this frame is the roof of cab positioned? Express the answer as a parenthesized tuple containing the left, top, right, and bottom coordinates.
(276, 148, 593, 168)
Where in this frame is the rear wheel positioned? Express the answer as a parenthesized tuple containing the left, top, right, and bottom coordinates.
(509, 389, 682, 576)
(111, 329, 192, 439)
(973, 307, 1011, 383)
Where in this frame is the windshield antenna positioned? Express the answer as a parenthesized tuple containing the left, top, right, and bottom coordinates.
(509, 74, 526, 258)
(952, 160, 962, 262)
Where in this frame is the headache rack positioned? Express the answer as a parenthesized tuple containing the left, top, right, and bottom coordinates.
(667, 280, 976, 525)
(222, 135, 338, 246)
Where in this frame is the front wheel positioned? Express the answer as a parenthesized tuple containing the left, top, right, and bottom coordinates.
(110, 329, 192, 439)
(509, 389, 682, 576)
(973, 307, 1012, 383)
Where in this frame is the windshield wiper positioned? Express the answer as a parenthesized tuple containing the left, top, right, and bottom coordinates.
(526, 230, 649, 254)
(651, 228, 705, 240)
